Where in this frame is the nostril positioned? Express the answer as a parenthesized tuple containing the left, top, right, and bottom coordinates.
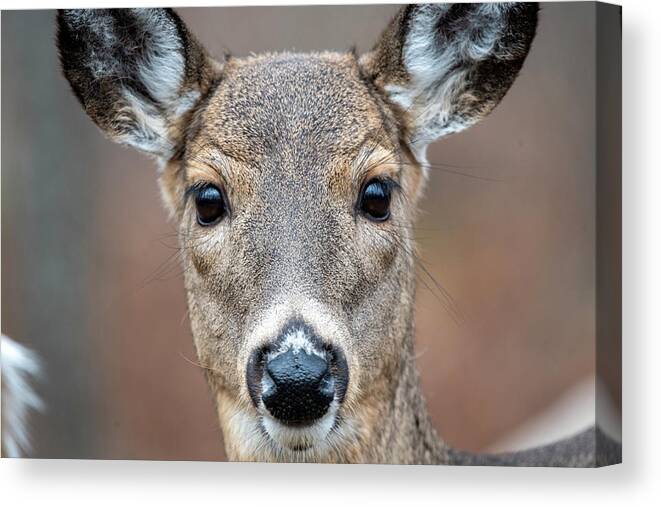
(261, 367, 277, 399)
(246, 346, 269, 408)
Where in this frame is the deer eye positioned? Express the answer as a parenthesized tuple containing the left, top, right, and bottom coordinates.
(359, 179, 392, 221)
(193, 184, 227, 226)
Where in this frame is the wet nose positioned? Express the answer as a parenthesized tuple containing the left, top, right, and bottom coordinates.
(261, 348, 335, 425)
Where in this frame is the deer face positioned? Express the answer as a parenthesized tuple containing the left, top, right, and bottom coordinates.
(175, 54, 421, 460)
(58, 5, 537, 462)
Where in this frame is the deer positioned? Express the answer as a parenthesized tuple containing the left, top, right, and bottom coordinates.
(56, 3, 621, 466)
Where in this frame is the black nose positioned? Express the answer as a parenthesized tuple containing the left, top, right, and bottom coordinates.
(261, 349, 335, 425)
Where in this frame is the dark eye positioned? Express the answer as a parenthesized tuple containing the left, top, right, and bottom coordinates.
(359, 179, 392, 221)
(194, 184, 227, 226)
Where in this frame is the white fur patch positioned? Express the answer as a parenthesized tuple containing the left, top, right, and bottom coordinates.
(221, 398, 359, 463)
(260, 401, 339, 451)
(1, 335, 44, 457)
(173, 90, 202, 117)
(133, 10, 186, 106)
(116, 89, 174, 156)
(266, 327, 325, 362)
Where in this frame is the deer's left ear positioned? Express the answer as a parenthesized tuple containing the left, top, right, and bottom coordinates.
(360, 3, 538, 159)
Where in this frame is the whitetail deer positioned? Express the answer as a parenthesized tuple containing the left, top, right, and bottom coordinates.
(57, 3, 621, 465)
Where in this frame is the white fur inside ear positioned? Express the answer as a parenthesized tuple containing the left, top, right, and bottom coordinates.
(116, 89, 174, 156)
(132, 9, 187, 106)
(75, 9, 201, 159)
(1, 335, 44, 457)
(119, 10, 200, 158)
(390, 4, 511, 149)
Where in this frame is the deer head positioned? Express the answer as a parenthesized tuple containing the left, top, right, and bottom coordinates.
(57, 4, 538, 463)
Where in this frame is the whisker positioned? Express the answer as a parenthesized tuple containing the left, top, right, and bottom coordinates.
(178, 351, 225, 376)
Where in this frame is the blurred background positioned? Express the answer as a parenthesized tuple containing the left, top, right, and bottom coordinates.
(1, 3, 620, 460)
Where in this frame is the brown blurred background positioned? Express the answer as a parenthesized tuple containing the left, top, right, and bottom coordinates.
(1, 3, 620, 460)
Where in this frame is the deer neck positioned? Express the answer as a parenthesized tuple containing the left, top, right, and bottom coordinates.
(359, 323, 451, 465)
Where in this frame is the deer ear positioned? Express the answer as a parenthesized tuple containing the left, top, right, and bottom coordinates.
(57, 8, 219, 160)
(360, 3, 538, 159)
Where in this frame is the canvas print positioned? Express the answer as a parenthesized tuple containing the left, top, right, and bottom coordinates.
(1, 2, 621, 466)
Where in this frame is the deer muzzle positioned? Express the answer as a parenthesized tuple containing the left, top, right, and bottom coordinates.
(246, 320, 349, 428)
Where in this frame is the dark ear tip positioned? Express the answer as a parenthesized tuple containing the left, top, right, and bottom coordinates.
(55, 10, 75, 62)
(55, 9, 84, 60)
(56, 8, 90, 26)
(55, 9, 71, 33)
(55, 9, 93, 49)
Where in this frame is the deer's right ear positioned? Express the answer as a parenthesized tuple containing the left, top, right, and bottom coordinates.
(57, 9, 220, 160)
